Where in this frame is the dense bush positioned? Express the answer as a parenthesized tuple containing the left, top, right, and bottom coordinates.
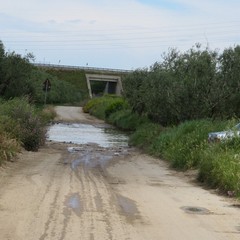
(108, 109, 149, 131)
(0, 41, 83, 104)
(83, 95, 128, 120)
(104, 98, 129, 118)
(123, 44, 240, 125)
(0, 98, 46, 151)
(129, 122, 163, 149)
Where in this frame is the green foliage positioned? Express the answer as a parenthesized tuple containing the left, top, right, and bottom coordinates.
(45, 69, 89, 100)
(30, 69, 82, 104)
(122, 69, 148, 115)
(123, 44, 240, 125)
(0, 41, 85, 104)
(108, 109, 149, 130)
(38, 105, 57, 124)
(199, 145, 240, 196)
(0, 130, 21, 165)
(217, 46, 240, 117)
(83, 95, 128, 120)
(150, 120, 229, 169)
(104, 98, 129, 118)
(0, 47, 35, 99)
(0, 98, 46, 151)
(129, 122, 163, 150)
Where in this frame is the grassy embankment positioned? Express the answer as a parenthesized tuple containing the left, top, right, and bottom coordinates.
(44, 68, 89, 102)
(84, 96, 240, 198)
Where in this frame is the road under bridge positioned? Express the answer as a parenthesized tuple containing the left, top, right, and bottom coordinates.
(34, 63, 131, 97)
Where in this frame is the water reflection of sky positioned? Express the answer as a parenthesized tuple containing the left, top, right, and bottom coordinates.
(47, 123, 129, 148)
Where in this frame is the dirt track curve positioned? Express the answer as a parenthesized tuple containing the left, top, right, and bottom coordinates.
(0, 106, 239, 240)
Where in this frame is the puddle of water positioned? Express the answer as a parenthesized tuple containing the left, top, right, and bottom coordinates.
(65, 193, 82, 216)
(70, 151, 113, 171)
(117, 195, 139, 216)
(181, 206, 211, 215)
(47, 123, 128, 148)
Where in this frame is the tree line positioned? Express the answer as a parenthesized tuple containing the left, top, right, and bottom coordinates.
(122, 44, 240, 126)
(0, 41, 82, 104)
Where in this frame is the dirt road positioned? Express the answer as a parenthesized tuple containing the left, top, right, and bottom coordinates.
(0, 106, 239, 240)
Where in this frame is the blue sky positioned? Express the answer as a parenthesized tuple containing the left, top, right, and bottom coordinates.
(138, 0, 186, 10)
(0, 0, 240, 70)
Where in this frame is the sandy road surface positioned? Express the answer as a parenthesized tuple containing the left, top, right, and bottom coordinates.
(0, 106, 239, 240)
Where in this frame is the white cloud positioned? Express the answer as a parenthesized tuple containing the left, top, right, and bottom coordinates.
(1, 0, 240, 69)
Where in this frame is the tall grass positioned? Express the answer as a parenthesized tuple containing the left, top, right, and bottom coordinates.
(0, 130, 21, 165)
(0, 97, 47, 152)
(199, 138, 240, 197)
(150, 120, 228, 169)
(129, 122, 163, 149)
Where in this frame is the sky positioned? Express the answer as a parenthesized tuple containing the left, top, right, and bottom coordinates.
(1, 0, 240, 70)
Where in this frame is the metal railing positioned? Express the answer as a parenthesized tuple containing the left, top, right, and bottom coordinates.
(33, 63, 133, 74)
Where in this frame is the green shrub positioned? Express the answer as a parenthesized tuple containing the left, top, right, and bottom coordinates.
(83, 98, 98, 113)
(0, 115, 22, 140)
(0, 130, 21, 165)
(108, 109, 149, 130)
(0, 98, 46, 151)
(129, 122, 163, 150)
(83, 95, 128, 120)
(83, 97, 107, 118)
(38, 105, 57, 124)
(105, 98, 128, 118)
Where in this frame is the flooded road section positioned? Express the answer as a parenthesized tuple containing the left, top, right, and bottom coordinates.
(47, 122, 129, 148)
(45, 121, 143, 239)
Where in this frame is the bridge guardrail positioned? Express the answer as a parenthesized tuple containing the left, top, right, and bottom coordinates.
(33, 63, 133, 74)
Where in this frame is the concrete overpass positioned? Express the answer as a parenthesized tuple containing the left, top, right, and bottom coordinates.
(34, 63, 132, 98)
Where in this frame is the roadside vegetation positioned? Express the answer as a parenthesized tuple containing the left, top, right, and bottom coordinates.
(0, 97, 55, 165)
(0, 41, 59, 165)
(84, 44, 240, 198)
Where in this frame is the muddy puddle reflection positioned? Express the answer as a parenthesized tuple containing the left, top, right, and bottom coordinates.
(47, 123, 129, 148)
(66, 146, 130, 171)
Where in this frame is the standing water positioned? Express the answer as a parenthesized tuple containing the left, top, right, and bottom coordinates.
(47, 123, 129, 148)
